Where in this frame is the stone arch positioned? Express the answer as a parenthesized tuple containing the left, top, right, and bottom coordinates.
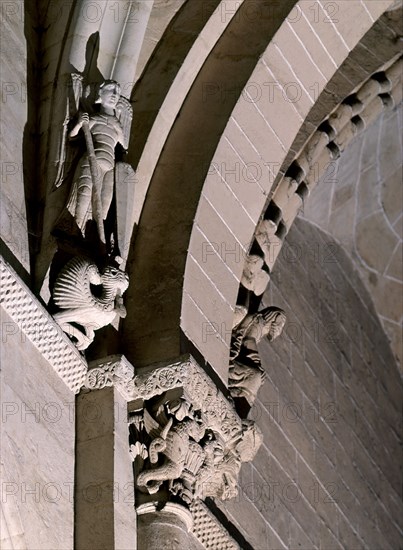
(180, 1, 401, 380)
(121, 0, 298, 370)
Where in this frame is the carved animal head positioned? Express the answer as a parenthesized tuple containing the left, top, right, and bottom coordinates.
(100, 265, 129, 294)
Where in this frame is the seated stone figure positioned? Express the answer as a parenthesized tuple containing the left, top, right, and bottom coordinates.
(229, 307, 286, 405)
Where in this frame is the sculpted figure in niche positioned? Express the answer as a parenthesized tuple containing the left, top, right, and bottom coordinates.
(55, 76, 133, 245)
(229, 307, 286, 405)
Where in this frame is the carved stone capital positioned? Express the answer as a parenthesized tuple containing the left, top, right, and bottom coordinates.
(85, 354, 262, 507)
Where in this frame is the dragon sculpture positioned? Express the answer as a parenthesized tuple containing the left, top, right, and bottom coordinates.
(52, 256, 129, 350)
(136, 408, 206, 497)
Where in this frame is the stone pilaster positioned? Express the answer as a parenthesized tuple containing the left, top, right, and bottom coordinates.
(76, 359, 137, 550)
(84, 353, 260, 549)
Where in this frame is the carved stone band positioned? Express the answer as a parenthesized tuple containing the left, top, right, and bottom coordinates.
(0, 257, 87, 393)
(86, 354, 242, 441)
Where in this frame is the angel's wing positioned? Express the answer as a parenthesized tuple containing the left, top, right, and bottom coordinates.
(54, 73, 83, 188)
(116, 96, 133, 150)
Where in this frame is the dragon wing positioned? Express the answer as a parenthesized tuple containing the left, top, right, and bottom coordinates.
(143, 409, 174, 440)
(53, 257, 101, 309)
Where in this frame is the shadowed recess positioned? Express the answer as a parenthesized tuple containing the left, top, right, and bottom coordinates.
(127, 0, 222, 170)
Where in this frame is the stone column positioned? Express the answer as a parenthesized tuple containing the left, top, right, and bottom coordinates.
(136, 503, 193, 550)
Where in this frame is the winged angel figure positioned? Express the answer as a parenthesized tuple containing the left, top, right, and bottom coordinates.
(54, 74, 134, 247)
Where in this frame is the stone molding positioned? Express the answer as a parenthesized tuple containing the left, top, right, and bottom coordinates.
(87, 354, 135, 400)
(232, 56, 402, 321)
(137, 501, 194, 532)
(86, 353, 242, 440)
(0, 257, 87, 393)
(257, 57, 402, 270)
(190, 500, 240, 550)
(136, 500, 240, 550)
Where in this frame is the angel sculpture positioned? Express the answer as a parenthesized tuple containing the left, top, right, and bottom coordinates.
(55, 75, 134, 246)
(228, 307, 286, 405)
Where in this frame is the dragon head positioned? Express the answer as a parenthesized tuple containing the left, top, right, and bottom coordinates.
(100, 264, 129, 295)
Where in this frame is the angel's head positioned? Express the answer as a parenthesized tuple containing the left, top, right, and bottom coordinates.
(96, 80, 121, 111)
(260, 307, 286, 342)
(250, 306, 286, 343)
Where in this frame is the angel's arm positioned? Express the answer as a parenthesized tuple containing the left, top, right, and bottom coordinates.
(69, 112, 89, 138)
(116, 122, 126, 150)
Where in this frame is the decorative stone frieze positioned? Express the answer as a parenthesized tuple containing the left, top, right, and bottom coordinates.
(84, 354, 262, 506)
(86, 354, 135, 398)
(0, 257, 87, 393)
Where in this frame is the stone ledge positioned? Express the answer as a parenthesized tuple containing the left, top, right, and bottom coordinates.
(0, 256, 87, 393)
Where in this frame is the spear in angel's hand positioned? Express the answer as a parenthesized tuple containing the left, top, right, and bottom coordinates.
(80, 113, 106, 244)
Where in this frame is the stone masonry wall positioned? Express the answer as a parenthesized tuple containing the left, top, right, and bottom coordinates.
(0, 2, 30, 271)
(302, 103, 402, 367)
(214, 217, 402, 549)
(1, 308, 75, 550)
